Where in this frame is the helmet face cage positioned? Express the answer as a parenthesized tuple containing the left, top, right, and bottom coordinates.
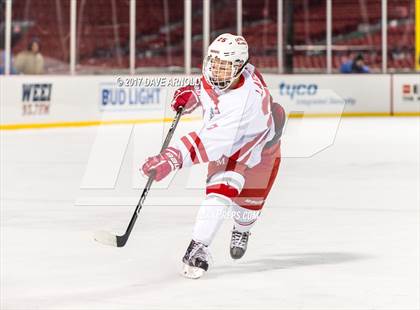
(203, 55, 244, 91)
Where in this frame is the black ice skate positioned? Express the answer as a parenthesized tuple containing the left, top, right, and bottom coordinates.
(182, 240, 211, 279)
(230, 229, 250, 259)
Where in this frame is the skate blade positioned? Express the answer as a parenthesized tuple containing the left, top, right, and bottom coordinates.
(181, 264, 205, 279)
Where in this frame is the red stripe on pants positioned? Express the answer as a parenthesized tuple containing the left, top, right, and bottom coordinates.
(206, 183, 239, 199)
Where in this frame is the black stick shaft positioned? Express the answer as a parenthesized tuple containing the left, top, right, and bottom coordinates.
(116, 108, 183, 247)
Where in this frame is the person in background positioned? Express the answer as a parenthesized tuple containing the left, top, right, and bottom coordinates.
(340, 54, 370, 73)
(14, 37, 44, 74)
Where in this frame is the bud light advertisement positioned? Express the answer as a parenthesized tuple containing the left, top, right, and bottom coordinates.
(99, 83, 161, 111)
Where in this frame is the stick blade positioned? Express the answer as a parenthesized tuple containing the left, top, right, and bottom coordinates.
(93, 230, 118, 247)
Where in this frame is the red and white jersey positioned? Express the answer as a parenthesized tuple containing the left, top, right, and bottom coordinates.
(173, 63, 275, 169)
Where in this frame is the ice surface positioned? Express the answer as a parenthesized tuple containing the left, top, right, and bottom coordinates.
(1, 117, 419, 309)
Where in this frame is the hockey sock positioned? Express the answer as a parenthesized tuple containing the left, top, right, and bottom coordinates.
(192, 194, 229, 245)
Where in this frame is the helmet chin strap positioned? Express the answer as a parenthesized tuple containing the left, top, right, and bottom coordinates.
(232, 59, 249, 80)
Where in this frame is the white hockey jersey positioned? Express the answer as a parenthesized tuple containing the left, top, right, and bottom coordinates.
(173, 64, 275, 169)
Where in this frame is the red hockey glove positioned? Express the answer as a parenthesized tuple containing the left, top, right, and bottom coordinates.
(141, 147, 183, 181)
(171, 85, 200, 114)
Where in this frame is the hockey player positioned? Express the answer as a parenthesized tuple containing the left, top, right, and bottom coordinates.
(141, 33, 285, 279)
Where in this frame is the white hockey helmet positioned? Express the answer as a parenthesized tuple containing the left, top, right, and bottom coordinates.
(202, 33, 249, 91)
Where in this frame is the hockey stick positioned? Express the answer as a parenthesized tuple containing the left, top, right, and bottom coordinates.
(94, 107, 184, 247)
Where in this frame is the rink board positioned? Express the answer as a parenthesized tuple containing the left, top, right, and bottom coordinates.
(265, 74, 391, 117)
(0, 74, 418, 129)
(392, 74, 420, 114)
(0, 75, 189, 126)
